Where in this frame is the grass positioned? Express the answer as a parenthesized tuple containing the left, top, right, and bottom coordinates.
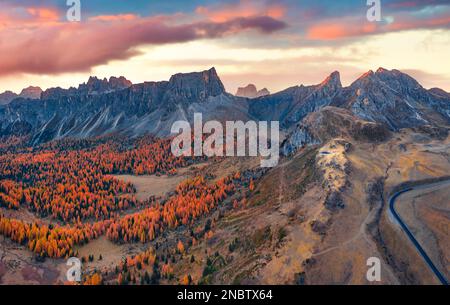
(252, 225, 272, 249)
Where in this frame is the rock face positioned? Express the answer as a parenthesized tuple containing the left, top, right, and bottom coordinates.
(41, 76, 132, 100)
(236, 84, 270, 98)
(281, 106, 392, 155)
(0, 86, 42, 105)
(257, 88, 270, 97)
(429, 87, 450, 99)
(281, 125, 319, 156)
(19, 86, 43, 99)
(0, 67, 449, 145)
(163, 67, 226, 106)
(0, 91, 18, 105)
(249, 71, 343, 128)
(331, 68, 450, 130)
(79, 76, 132, 95)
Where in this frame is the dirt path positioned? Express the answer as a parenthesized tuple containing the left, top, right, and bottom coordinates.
(308, 161, 399, 283)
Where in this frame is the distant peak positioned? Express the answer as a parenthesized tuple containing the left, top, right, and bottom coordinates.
(236, 84, 270, 98)
(20, 85, 42, 91)
(81, 75, 132, 93)
(351, 68, 423, 93)
(108, 76, 133, 88)
(241, 84, 257, 90)
(236, 84, 257, 97)
(19, 86, 42, 99)
(376, 67, 388, 73)
(0, 90, 18, 105)
(258, 88, 270, 96)
(87, 76, 102, 82)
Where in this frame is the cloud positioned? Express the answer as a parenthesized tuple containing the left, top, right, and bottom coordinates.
(1, 0, 449, 88)
(0, 7, 287, 76)
(26, 7, 60, 22)
(0, 4, 62, 28)
(306, 8, 450, 41)
(387, 15, 450, 31)
(386, 0, 450, 10)
(196, 0, 287, 22)
(307, 20, 378, 40)
(89, 14, 139, 22)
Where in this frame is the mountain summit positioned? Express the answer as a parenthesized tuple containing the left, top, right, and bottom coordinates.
(236, 84, 270, 98)
(81, 76, 132, 94)
(333, 68, 450, 130)
(320, 71, 342, 90)
(166, 67, 225, 102)
(19, 86, 43, 99)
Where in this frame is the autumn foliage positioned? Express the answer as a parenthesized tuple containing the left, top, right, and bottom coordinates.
(0, 134, 252, 285)
(106, 176, 236, 243)
(0, 213, 108, 258)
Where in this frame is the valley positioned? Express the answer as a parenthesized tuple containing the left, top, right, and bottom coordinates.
(0, 68, 449, 285)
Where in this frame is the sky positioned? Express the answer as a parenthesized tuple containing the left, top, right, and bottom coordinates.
(0, 0, 449, 94)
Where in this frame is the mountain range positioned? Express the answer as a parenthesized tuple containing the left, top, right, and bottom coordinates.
(0, 67, 449, 146)
(0, 86, 42, 105)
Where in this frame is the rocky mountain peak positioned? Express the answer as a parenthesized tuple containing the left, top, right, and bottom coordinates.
(19, 86, 43, 99)
(86, 76, 106, 86)
(376, 68, 421, 91)
(40, 76, 133, 100)
(0, 91, 18, 105)
(108, 76, 133, 89)
(1, 68, 449, 144)
(320, 71, 342, 90)
(237, 84, 257, 96)
(355, 70, 375, 83)
(166, 67, 226, 101)
(236, 84, 270, 98)
(0, 86, 42, 105)
(258, 88, 270, 96)
(352, 68, 421, 92)
(81, 76, 132, 94)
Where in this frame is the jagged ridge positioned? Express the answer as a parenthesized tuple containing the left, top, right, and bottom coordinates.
(0, 67, 449, 145)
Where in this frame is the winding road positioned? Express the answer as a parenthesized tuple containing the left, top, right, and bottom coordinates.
(389, 184, 449, 285)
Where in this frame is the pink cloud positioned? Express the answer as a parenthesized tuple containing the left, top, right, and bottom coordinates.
(89, 14, 139, 22)
(387, 15, 450, 31)
(196, 0, 286, 22)
(26, 7, 60, 22)
(307, 20, 378, 40)
(306, 12, 450, 41)
(0, 5, 61, 28)
(0, 8, 287, 76)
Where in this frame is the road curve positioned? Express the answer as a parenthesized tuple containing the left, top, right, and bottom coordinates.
(389, 186, 449, 285)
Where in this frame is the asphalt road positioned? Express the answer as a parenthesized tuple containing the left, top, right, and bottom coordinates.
(389, 186, 449, 285)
